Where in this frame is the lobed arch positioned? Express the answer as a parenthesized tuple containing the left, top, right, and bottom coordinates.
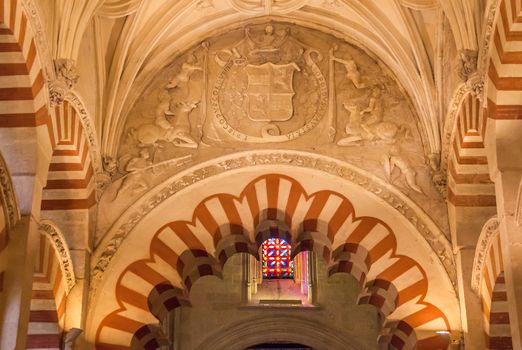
(88, 163, 460, 349)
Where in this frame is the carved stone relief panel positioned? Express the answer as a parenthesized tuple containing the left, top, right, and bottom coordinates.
(111, 22, 446, 237)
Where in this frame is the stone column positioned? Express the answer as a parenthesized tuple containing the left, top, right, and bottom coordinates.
(487, 119, 522, 349)
(0, 215, 39, 349)
(44, 207, 94, 349)
(448, 204, 495, 349)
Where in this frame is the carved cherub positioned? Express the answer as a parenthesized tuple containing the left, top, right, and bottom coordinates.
(245, 25, 289, 54)
(383, 146, 422, 193)
(155, 90, 175, 130)
(331, 52, 366, 89)
(337, 103, 364, 146)
(361, 87, 383, 125)
(166, 54, 202, 90)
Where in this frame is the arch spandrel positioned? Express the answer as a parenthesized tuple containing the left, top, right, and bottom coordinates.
(102, 20, 447, 250)
(87, 157, 460, 348)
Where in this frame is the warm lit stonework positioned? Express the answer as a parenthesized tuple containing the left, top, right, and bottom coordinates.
(0, 0, 521, 349)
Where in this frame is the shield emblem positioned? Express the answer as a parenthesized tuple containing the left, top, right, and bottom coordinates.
(244, 62, 300, 122)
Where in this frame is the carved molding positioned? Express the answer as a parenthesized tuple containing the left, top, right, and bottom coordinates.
(471, 216, 499, 296)
(39, 220, 76, 295)
(439, 83, 468, 182)
(226, 0, 307, 15)
(91, 150, 456, 300)
(20, 0, 55, 81)
(0, 152, 20, 228)
(196, 314, 360, 350)
(478, 0, 501, 74)
(64, 91, 103, 178)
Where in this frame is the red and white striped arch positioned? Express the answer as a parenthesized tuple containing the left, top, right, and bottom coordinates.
(41, 100, 96, 211)
(90, 171, 459, 349)
(487, 0, 522, 120)
(26, 230, 69, 349)
(473, 218, 513, 349)
(0, 150, 19, 305)
(0, 0, 53, 162)
(447, 92, 495, 207)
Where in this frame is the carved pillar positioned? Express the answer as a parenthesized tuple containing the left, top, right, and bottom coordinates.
(0, 215, 39, 349)
(448, 203, 494, 349)
(487, 119, 522, 348)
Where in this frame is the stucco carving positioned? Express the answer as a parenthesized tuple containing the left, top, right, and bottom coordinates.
(118, 23, 430, 201)
(91, 151, 456, 300)
(20, 0, 55, 81)
(471, 216, 499, 295)
(0, 152, 20, 228)
(456, 50, 478, 82)
(55, 59, 80, 89)
(39, 221, 76, 294)
(49, 59, 80, 106)
(479, 0, 501, 74)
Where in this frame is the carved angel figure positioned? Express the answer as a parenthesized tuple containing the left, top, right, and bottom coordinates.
(383, 146, 422, 193)
(337, 103, 364, 146)
(331, 53, 366, 89)
(361, 87, 383, 125)
(245, 25, 289, 52)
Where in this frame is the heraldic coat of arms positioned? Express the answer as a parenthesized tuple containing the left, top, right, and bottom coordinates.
(207, 23, 328, 143)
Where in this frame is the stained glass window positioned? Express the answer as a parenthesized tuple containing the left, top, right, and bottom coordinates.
(262, 238, 294, 279)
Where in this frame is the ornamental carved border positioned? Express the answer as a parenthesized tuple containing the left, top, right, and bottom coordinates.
(471, 216, 499, 295)
(0, 152, 20, 228)
(440, 83, 469, 177)
(39, 220, 76, 294)
(64, 91, 103, 178)
(21, 0, 55, 82)
(91, 151, 456, 298)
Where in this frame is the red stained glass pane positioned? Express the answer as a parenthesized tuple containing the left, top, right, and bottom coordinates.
(262, 238, 294, 279)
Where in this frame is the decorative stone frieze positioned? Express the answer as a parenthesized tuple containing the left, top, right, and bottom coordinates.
(471, 216, 499, 295)
(91, 151, 456, 300)
(456, 49, 478, 82)
(39, 221, 76, 294)
(0, 152, 20, 228)
(49, 59, 80, 106)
